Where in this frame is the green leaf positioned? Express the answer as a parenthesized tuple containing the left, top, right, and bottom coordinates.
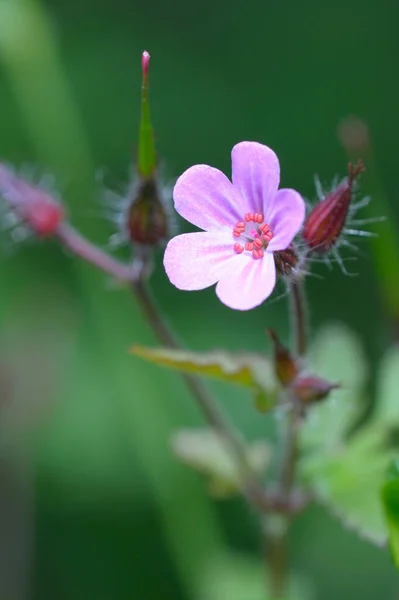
(299, 324, 393, 545)
(132, 346, 277, 409)
(301, 323, 367, 452)
(196, 552, 315, 600)
(382, 475, 399, 568)
(374, 345, 399, 427)
(171, 428, 271, 498)
(301, 425, 392, 545)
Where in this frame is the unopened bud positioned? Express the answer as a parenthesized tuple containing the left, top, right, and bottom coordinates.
(0, 164, 64, 237)
(267, 329, 298, 386)
(128, 177, 168, 245)
(293, 375, 339, 404)
(274, 245, 299, 276)
(302, 160, 365, 254)
(138, 50, 156, 178)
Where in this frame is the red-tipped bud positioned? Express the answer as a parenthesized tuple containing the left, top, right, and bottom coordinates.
(0, 164, 64, 237)
(293, 375, 339, 404)
(267, 329, 298, 386)
(128, 178, 168, 246)
(302, 160, 365, 254)
(142, 50, 150, 81)
(25, 196, 64, 236)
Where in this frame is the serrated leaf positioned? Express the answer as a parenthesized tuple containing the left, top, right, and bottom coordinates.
(301, 425, 392, 545)
(132, 346, 277, 408)
(374, 345, 399, 427)
(382, 475, 399, 569)
(197, 552, 315, 600)
(171, 428, 271, 498)
(301, 323, 367, 452)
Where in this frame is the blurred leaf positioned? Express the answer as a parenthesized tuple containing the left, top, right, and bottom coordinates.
(171, 428, 271, 498)
(382, 474, 399, 569)
(197, 552, 315, 600)
(301, 323, 367, 452)
(132, 346, 278, 410)
(299, 324, 393, 545)
(374, 345, 399, 427)
(301, 425, 393, 545)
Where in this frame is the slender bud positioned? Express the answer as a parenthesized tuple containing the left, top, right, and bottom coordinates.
(267, 329, 298, 387)
(126, 51, 169, 247)
(302, 160, 365, 253)
(293, 375, 339, 404)
(138, 50, 156, 177)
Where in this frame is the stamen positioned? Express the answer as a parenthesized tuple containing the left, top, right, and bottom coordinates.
(231, 212, 274, 259)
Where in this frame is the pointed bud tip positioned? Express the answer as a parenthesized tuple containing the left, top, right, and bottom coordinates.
(142, 50, 150, 79)
(267, 329, 298, 386)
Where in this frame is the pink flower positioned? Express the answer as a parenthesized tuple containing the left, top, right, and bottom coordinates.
(164, 142, 306, 310)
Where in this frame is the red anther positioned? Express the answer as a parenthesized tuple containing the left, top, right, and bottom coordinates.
(260, 223, 269, 232)
(263, 231, 273, 242)
(236, 220, 245, 229)
(256, 213, 264, 223)
(254, 237, 263, 248)
(257, 249, 264, 258)
(245, 212, 252, 222)
(233, 228, 241, 238)
(245, 241, 254, 251)
(234, 243, 244, 254)
(252, 249, 262, 259)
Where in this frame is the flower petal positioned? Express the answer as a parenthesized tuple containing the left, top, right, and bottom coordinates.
(173, 165, 243, 231)
(267, 189, 306, 252)
(231, 142, 280, 214)
(163, 231, 237, 291)
(216, 251, 276, 310)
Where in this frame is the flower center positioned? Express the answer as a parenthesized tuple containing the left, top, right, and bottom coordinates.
(232, 212, 274, 259)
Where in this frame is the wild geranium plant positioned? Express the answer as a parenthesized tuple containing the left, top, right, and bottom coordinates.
(1, 50, 399, 598)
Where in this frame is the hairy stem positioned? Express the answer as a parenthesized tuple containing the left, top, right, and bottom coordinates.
(132, 275, 266, 501)
(267, 280, 308, 598)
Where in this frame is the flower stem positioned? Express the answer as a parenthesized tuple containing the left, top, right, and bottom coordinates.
(267, 280, 308, 598)
(132, 273, 268, 501)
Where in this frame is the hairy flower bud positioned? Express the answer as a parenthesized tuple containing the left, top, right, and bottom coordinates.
(128, 177, 168, 245)
(293, 375, 339, 404)
(267, 329, 298, 386)
(0, 164, 64, 237)
(302, 160, 365, 253)
(274, 245, 299, 276)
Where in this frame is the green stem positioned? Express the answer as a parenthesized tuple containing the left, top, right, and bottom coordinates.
(267, 280, 308, 598)
(132, 274, 269, 503)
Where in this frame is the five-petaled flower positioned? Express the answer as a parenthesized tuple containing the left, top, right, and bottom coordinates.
(163, 142, 306, 310)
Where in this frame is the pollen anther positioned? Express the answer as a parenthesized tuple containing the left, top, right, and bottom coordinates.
(234, 243, 244, 254)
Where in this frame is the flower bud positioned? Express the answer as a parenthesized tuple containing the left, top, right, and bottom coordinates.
(0, 164, 64, 237)
(274, 245, 299, 276)
(125, 50, 170, 247)
(127, 177, 168, 245)
(293, 375, 339, 404)
(267, 329, 298, 386)
(302, 160, 365, 253)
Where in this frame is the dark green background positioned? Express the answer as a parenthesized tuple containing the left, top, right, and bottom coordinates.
(0, 0, 398, 598)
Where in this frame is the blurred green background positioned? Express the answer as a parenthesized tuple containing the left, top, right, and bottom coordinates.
(0, 0, 398, 598)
